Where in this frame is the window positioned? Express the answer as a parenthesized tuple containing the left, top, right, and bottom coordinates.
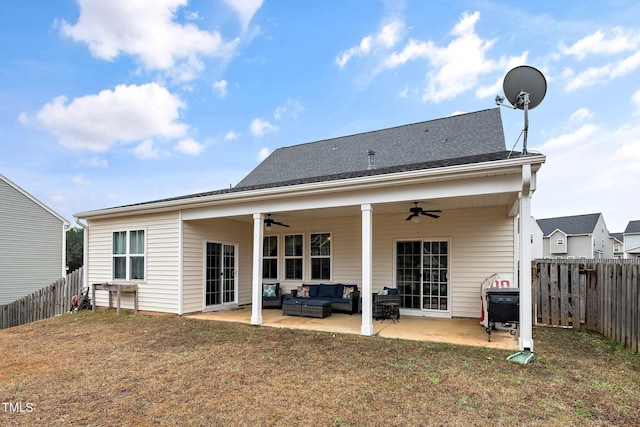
(310, 233, 331, 280)
(112, 230, 145, 280)
(262, 235, 278, 280)
(284, 234, 303, 280)
(557, 238, 564, 245)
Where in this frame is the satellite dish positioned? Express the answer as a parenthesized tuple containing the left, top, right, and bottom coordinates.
(495, 65, 547, 155)
(503, 65, 547, 110)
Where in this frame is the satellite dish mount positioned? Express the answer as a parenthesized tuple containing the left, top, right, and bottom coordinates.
(495, 65, 547, 156)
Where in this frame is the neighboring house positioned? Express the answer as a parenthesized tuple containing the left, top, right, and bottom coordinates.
(536, 213, 613, 259)
(623, 220, 640, 258)
(75, 108, 546, 352)
(0, 173, 70, 305)
(611, 233, 624, 259)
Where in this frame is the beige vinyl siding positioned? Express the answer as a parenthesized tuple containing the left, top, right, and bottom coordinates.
(369, 206, 513, 318)
(86, 212, 180, 313)
(182, 218, 253, 313)
(0, 178, 66, 305)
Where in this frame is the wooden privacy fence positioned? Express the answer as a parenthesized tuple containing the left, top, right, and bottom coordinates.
(534, 259, 640, 353)
(0, 267, 84, 329)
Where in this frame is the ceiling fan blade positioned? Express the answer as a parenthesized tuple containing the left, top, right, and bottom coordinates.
(273, 221, 290, 227)
(405, 214, 416, 221)
(421, 212, 440, 219)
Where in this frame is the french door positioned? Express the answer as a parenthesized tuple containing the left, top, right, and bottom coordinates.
(396, 240, 449, 313)
(205, 242, 236, 307)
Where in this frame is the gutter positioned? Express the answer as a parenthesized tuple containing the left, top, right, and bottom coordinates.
(75, 154, 546, 221)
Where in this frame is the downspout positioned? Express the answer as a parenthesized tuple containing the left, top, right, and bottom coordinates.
(74, 216, 89, 290)
(178, 210, 184, 315)
(518, 164, 534, 352)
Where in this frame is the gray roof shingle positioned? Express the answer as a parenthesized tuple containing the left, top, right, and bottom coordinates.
(624, 220, 640, 234)
(237, 108, 507, 187)
(536, 213, 602, 236)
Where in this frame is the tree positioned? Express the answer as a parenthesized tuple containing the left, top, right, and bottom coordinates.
(66, 227, 83, 272)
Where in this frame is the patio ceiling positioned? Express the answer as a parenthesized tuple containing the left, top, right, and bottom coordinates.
(222, 192, 517, 224)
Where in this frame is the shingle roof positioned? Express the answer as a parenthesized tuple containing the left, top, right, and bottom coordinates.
(624, 220, 640, 234)
(536, 213, 602, 236)
(237, 108, 507, 188)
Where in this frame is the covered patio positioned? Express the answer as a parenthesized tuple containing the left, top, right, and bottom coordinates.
(188, 308, 520, 351)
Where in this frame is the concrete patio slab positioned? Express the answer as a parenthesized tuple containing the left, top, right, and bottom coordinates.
(187, 307, 519, 351)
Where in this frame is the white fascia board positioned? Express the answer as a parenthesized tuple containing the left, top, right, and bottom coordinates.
(76, 155, 545, 221)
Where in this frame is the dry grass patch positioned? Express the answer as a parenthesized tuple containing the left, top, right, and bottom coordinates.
(1, 310, 639, 426)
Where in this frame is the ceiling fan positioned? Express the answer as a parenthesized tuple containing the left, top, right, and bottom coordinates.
(264, 214, 289, 229)
(406, 202, 441, 222)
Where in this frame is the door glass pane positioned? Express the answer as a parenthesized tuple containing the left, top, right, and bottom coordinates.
(422, 240, 448, 311)
(396, 241, 421, 309)
(206, 243, 221, 306)
(223, 245, 235, 303)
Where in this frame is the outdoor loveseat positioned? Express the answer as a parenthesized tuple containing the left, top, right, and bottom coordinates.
(285, 283, 360, 314)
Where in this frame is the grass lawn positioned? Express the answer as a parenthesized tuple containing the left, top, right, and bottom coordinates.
(1, 310, 639, 426)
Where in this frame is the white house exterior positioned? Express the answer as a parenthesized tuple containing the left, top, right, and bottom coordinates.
(623, 220, 640, 258)
(0, 173, 69, 304)
(537, 213, 613, 259)
(75, 109, 545, 352)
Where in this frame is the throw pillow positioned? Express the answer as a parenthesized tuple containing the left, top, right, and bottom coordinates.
(342, 286, 355, 299)
(297, 286, 310, 298)
(263, 284, 277, 298)
(377, 288, 388, 296)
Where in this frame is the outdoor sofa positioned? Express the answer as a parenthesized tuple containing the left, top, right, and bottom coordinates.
(284, 283, 360, 314)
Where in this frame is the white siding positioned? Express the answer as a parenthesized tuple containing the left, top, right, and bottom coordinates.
(86, 212, 180, 313)
(370, 206, 514, 318)
(0, 178, 66, 304)
(197, 206, 513, 319)
(182, 218, 253, 313)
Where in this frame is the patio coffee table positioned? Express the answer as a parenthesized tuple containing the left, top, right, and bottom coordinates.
(282, 299, 332, 319)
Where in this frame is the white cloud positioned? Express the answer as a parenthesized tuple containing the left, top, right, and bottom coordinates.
(559, 28, 640, 60)
(570, 108, 594, 123)
(565, 50, 640, 91)
(213, 79, 228, 98)
(72, 174, 88, 185)
(335, 20, 405, 68)
(133, 139, 163, 160)
(222, 0, 263, 31)
(82, 156, 108, 168)
(224, 130, 240, 140)
(383, 12, 525, 103)
(250, 118, 278, 137)
(25, 83, 188, 152)
(59, 0, 236, 81)
(274, 98, 304, 120)
(537, 124, 600, 152)
(633, 90, 640, 116)
(174, 138, 205, 155)
(258, 147, 270, 161)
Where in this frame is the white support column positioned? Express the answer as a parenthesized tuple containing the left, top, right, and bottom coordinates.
(361, 204, 374, 336)
(519, 164, 534, 352)
(251, 213, 264, 325)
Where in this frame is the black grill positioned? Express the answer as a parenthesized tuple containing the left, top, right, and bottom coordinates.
(485, 288, 519, 341)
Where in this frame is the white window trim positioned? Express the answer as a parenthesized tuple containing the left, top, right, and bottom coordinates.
(309, 231, 332, 282)
(112, 228, 147, 282)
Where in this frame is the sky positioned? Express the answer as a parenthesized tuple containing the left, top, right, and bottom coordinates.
(1, 1, 640, 233)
